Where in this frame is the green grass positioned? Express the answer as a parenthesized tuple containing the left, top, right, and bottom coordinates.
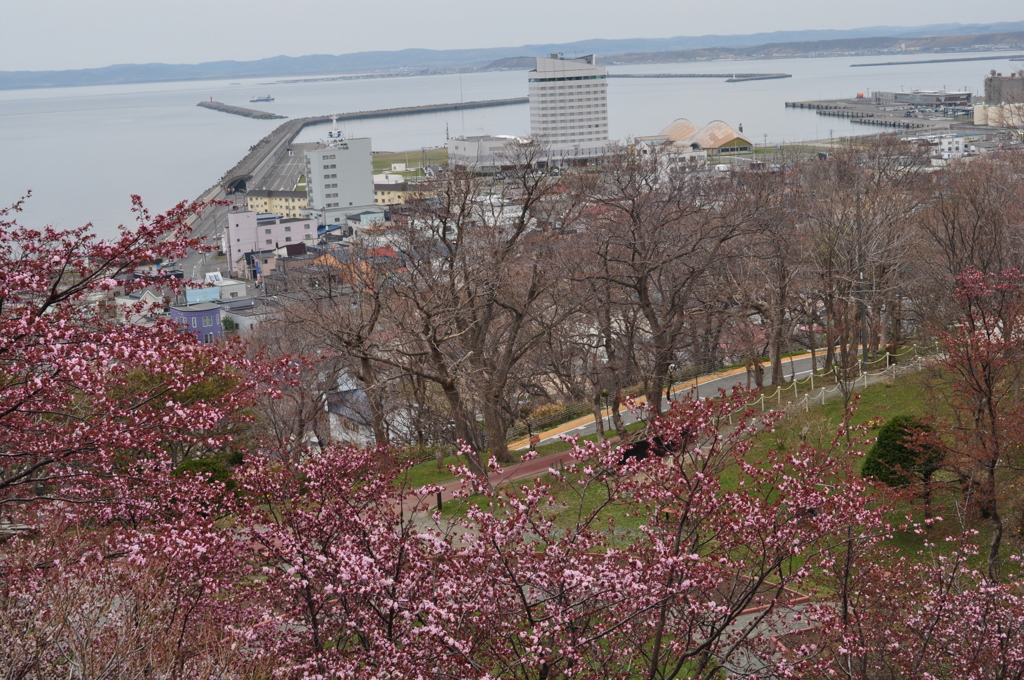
(744, 369, 937, 472)
(372, 148, 449, 172)
(399, 420, 646, 489)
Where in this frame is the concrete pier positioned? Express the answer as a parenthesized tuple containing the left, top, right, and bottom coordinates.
(197, 101, 286, 120)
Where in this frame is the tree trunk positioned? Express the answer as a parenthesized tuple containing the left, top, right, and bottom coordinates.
(647, 358, 670, 417)
(483, 393, 513, 464)
(591, 390, 605, 442)
(989, 507, 1003, 582)
(360, 356, 389, 446)
(440, 382, 487, 478)
(770, 322, 784, 387)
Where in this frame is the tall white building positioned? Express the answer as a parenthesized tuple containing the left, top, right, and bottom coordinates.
(529, 54, 608, 162)
(305, 118, 376, 227)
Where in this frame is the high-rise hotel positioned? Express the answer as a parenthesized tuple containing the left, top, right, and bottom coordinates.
(528, 54, 608, 162)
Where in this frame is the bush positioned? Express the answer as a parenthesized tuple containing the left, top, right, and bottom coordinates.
(530, 402, 566, 421)
(862, 415, 942, 488)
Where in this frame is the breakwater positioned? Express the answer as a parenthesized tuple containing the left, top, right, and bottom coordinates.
(851, 54, 1024, 67)
(323, 97, 528, 122)
(197, 100, 286, 120)
(217, 97, 528, 190)
(610, 73, 791, 81)
(726, 74, 792, 82)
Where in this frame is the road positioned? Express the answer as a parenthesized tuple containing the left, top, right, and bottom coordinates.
(528, 354, 824, 448)
(256, 143, 314, 192)
(179, 127, 305, 280)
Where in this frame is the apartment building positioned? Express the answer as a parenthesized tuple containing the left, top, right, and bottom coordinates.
(245, 189, 307, 218)
(224, 211, 318, 278)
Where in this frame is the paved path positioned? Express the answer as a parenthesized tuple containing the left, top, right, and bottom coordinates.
(509, 353, 823, 450)
(404, 353, 829, 515)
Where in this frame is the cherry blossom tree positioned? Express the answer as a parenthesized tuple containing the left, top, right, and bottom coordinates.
(934, 268, 1024, 581)
(0, 197, 268, 679)
(0, 196, 262, 512)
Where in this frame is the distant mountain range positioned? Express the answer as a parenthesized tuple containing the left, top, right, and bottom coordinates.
(2, 20, 1024, 91)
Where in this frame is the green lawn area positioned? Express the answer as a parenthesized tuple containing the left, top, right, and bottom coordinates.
(403, 367, 1015, 570)
(372, 148, 449, 172)
(743, 369, 939, 474)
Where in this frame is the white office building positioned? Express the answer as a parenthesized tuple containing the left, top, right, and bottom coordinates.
(447, 135, 526, 171)
(305, 118, 377, 227)
(529, 54, 608, 163)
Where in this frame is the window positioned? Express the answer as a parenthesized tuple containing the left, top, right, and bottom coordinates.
(202, 316, 213, 327)
(191, 318, 197, 328)
(285, 237, 292, 242)
(304, 224, 310, 230)
(203, 333, 214, 344)
(266, 239, 272, 245)
(284, 226, 291, 232)
(230, 292, 238, 298)
(265, 228, 272, 234)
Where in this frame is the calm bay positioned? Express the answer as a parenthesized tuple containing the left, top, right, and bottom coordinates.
(1, 51, 1021, 238)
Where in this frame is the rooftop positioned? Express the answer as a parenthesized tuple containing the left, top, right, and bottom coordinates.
(170, 302, 220, 312)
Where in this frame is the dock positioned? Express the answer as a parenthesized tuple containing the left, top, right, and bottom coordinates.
(785, 98, 959, 132)
(197, 100, 286, 120)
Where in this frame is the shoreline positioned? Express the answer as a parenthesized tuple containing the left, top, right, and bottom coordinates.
(3, 47, 1021, 93)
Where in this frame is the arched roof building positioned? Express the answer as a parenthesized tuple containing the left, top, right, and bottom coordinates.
(659, 118, 700, 142)
(637, 119, 753, 156)
(688, 120, 749, 151)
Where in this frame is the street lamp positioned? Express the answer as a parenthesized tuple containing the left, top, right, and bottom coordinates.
(666, 363, 676, 406)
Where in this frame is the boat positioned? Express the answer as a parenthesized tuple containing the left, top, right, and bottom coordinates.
(250, 95, 274, 103)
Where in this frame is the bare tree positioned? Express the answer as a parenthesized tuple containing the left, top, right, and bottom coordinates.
(583, 143, 755, 415)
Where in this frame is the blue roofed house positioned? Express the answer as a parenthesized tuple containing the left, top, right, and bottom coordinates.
(169, 302, 223, 344)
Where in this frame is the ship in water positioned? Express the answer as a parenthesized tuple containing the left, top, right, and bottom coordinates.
(250, 95, 274, 103)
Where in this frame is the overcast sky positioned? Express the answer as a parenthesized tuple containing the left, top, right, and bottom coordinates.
(3, 0, 1022, 72)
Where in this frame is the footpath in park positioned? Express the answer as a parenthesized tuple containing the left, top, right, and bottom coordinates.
(403, 346, 931, 515)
